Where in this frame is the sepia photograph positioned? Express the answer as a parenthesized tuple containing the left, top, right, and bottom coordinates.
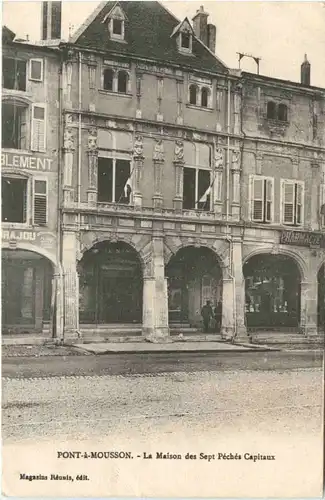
(1, 0, 325, 497)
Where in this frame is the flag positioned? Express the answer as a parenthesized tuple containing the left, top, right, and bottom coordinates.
(197, 185, 212, 204)
(123, 176, 132, 198)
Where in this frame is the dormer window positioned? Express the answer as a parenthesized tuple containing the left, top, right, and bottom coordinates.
(181, 32, 190, 49)
(103, 3, 127, 42)
(112, 19, 123, 36)
(171, 18, 194, 55)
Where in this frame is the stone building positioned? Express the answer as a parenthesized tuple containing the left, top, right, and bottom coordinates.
(1, 20, 63, 339)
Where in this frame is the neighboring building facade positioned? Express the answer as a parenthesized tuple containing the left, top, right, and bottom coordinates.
(1, 24, 62, 337)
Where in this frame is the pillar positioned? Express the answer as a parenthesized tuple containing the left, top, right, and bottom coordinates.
(152, 140, 164, 209)
(62, 115, 75, 205)
(87, 128, 98, 206)
(142, 236, 169, 342)
(34, 265, 44, 331)
(62, 231, 79, 339)
(133, 135, 144, 208)
(213, 147, 224, 216)
(173, 140, 185, 210)
(231, 150, 241, 220)
(301, 280, 318, 337)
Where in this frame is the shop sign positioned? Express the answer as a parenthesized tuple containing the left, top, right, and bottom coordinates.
(1, 152, 53, 171)
(2, 230, 56, 248)
(280, 230, 325, 248)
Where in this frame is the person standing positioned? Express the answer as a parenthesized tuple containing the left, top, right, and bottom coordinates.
(214, 301, 222, 333)
(201, 300, 213, 333)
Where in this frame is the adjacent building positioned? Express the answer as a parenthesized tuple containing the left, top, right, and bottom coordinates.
(2, 1, 325, 343)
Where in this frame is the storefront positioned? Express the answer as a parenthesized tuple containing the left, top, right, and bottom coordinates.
(165, 246, 222, 327)
(243, 254, 301, 330)
(78, 241, 143, 324)
(2, 249, 53, 333)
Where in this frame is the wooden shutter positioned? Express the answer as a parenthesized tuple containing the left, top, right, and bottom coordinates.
(265, 178, 273, 222)
(296, 183, 303, 225)
(31, 104, 46, 152)
(252, 177, 264, 221)
(283, 182, 294, 224)
(33, 179, 47, 226)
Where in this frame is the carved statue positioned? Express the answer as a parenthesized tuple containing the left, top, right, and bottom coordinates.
(174, 140, 184, 162)
(153, 140, 164, 161)
(133, 135, 143, 157)
(232, 150, 241, 169)
(63, 128, 75, 151)
(88, 128, 98, 151)
(214, 148, 224, 169)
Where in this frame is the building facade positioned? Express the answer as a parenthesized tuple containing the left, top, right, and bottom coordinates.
(2, 1, 325, 343)
(1, 25, 63, 337)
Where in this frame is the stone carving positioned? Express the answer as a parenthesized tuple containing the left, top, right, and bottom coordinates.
(232, 150, 241, 170)
(88, 128, 98, 151)
(174, 140, 184, 162)
(63, 127, 75, 151)
(65, 113, 74, 126)
(133, 135, 143, 157)
(214, 148, 224, 169)
(153, 140, 164, 161)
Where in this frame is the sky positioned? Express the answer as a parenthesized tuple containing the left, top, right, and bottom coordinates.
(2, 1, 325, 87)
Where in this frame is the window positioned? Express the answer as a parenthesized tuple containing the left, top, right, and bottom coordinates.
(2, 176, 27, 223)
(29, 59, 43, 82)
(98, 157, 131, 204)
(278, 103, 288, 122)
(117, 71, 128, 93)
(281, 180, 304, 226)
(181, 32, 190, 49)
(2, 102, 27, 150)
(31, 104, 46, 152)
(251, 176, 273, 223)
(183, 168, 211, 211)
(33, 179, 47, 226)
(201, 87, 209, 108)
(103, 68, 114, 91)
(267, 101, 276, 120)
(2, 57, 27, 91)
(112, 19, 123, 35)
(189, 84, 197, 105)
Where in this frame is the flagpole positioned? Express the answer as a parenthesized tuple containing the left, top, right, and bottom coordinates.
(196, 170, 218, 210)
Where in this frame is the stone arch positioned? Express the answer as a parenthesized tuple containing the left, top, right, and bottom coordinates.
(1, 242, 59, 272)
(242, 245, 307, 282)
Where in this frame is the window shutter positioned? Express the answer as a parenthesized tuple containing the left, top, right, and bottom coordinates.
(33, 180, 47, 226)
(265, 178, 273, 222)
(31, 104, 45, 152)
(296, 183, 303, 225)
(283, 182, 294, 224)
(252, 178, 264, 221)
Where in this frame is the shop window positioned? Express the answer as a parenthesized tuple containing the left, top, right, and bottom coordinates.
(251, 176, 273, 223)
(31, 104, 46, 152)
(267, 101, 276, 119)
(281, 180, 304, 226)
(2, 57, 27, 91)
(183, 167, 211, 211)
(103, 68, 114, 91)
(2, 176, 27, 223)
(2, 102, 27, 150)
(29, 59, 44, 82)
(278, 103, 288, 121)
(33, 179, 47, 226)
(117, 70, 128, 93)
(97, 157, 131, 204)
(189, 84, 198, 105)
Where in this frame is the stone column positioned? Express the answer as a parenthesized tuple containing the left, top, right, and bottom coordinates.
(152, 139, 164, 209)
(142, 236, 169, 342)
(133, 135, 144, 208)
(87, 128, 98, 206)
(173, 140, 185, 210)
(213, 147, 224, 216)
(54, 271, 64, 341)
(221, 277, 234, 338)
(231, 150, 241, 220)
(62, 231, 79, 339)
(34, 264, 44, 331)
(233, 86, 242, 135)
(63, 114, 75, 205)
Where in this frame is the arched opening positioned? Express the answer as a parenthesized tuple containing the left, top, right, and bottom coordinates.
(201, 87, 209, 108)
(317, 264, 325, 331)
(189, 84, 198, 106)
(2, 249, 53, 333)
(117, 71, 128, 93)
(103, 68, 114, 91)
(278, 103, 288, 121)
(243, 254, 301, 330)
(165, 246, 223, 330)
(266, 101, 276, 120)
(78, 241, 142, 325)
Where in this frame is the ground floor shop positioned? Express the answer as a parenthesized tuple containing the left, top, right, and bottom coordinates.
(59, 228, 323, 340)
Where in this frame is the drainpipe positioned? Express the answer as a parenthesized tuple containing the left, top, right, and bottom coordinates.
(76, 50, 83, 333)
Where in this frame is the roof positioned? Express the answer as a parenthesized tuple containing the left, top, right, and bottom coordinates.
(2, 26, 16, 43)
(242, 71, 325, 94)
(72, 1, 228, 74)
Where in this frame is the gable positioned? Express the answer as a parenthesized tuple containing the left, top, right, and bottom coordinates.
(72, 1, 228, 74)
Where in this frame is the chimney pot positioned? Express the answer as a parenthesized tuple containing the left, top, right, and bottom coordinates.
(301, 54, 311, 86)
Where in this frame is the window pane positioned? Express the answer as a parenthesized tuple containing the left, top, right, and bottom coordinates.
(253, 178, 263, 199)
(181, 33, 190, 48)
(33, 106, 45, 120)
(183, 167, 196, 209)
(189, 85, 197, 105)
(284, 204, 294, 223)
(117, 71, 128, 93)
(197, 169, 211, 211)
(115, 159, 131, 204)
(31, 60, 42, 80)
(284, 183, 294, 202)
(98, 158, 113, 202)
(278, 104, 287, 121)
(2, 177, 27, 223)
(113, 19, 122, 35)
(267, 101, 276, 119)
(2, 103, 25, 150)
(34, 180, 46, 194)
(201, 88, 208, 107)
(103, 69, 114, 91)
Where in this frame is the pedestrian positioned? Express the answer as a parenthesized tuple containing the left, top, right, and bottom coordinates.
(214, 301, 222, 333)
(201, 300, 213, 333)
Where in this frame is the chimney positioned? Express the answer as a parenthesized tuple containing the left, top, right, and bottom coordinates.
(41, 1, 62, 41)
(192, 5, 208, 47)
(207, 24, 216, 53)
(301, 54, 311, 86)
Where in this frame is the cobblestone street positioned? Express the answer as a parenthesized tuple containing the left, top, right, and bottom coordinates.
(2, 368, 323, 497)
